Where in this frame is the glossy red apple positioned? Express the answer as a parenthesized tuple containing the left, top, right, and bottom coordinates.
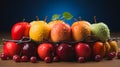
(3, 42, 22, 58)
(37, 43, 55, 60)
(56, 43, 75, 61)
(11, 22, 30, 40)
(75, 43, 91, 59)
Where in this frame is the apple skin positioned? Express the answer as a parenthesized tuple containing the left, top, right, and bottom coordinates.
(37, 43, 55, 60)
(21, 42, 38, 58)
(3, 42, 22, 58)
(75, 43, 91, 59)
(56, 43, 75, 61)
(92, 42, 106, 58)
(11, 22, 30, 40)
(50, 23, 72, 42)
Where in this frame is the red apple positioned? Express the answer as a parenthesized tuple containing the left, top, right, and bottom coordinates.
(37, 43, 55, 60)
(3, 42, 22, 58)
(11, 22, 30, 40)
(92, 42, 106, 58)
(56, 43, 75, 61)
(75, 43, 91, 59)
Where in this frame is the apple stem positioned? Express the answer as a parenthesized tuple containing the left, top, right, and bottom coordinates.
(44, 16, 48, 22)
(36, 16, 39, 21)
(22, 18, 25, 22)
(74, 18, 78, 22)
(94, 16, 97, 23)
(78, 16, 82, 21)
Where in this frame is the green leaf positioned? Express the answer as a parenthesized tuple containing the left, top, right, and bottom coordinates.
(63, 12, 73, 20)
(51, 14, 60, 20)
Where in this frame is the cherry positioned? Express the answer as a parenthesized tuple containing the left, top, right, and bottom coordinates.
(21, 55, 28, 62)
(117, 52, 120, 59)
(0, 53, 8, 60)
(30, 56, 37, 63)
(13, 55, 21, 62)
(78, 57, 86, 63)
(107, 52, 116, 60)
(95, 55, 102, 62)
(53, 56, 59, 62)
(44, 56, 52, 63)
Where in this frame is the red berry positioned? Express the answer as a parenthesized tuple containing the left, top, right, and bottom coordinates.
(53, 56, 59, 62)
(0, 53, 8, 60)
(30, 56, 37, 63)
(44, 56, 52, 63)
(13, 55, 21, 62)
(95, 55, 102, 62)
(78, 57, 86, 63)
(21, 55, 28, 62)
(107, 52, 116, 60)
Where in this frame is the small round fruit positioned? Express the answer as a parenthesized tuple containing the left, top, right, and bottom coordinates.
(0, 53, 8, 60)
(30, 56, 37, 63)
(117, 52, 120, 59)
(21, 55, 28, 62)
(107, 52, 116, 60)
(13, 55, 21, 62)
(78, 57, 86, 63)
(44, 56, 52, 63)
(53, 56, 59, 62)
(94, 55, 102, 62)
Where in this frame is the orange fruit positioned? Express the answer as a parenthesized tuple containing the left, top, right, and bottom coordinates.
(71, 21, 91, 42)
(108, 40, 118, 52)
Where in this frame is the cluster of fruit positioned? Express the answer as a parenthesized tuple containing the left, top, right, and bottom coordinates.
(0, 12, 120, 63)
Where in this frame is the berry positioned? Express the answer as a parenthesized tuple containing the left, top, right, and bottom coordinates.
(21, 55, 28, 62)
(53, 56, 59, 62)
(107, 52, 116, 60)
(95, 55, 102, 62)
(30, 56, 37, 63)
(0, 53, 8, 60)
(13, 55, 21, 62)
(78, 57, 86, 63)
(44, 56, 52, 63)
(117, 52, 120, 59)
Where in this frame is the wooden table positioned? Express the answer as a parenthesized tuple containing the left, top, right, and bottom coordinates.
(0, 32, 120, 67)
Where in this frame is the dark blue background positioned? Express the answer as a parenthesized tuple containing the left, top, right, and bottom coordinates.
(0, 0, 119, 32)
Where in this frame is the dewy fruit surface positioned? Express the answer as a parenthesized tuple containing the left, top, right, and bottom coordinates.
(29, 21, 50, 42)
(71, 21, 91, 42)
(51, 23, 71, 42)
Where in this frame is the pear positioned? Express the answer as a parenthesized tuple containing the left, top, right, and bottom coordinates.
(91, 22, 110, 42)
(29, 20, 50, 42)
(71, 20, 91, 42)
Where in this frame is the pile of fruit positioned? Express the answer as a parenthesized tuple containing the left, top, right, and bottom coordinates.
(0, 12, 120, 63)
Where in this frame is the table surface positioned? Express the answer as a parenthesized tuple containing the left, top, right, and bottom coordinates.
(0, 32, 120, 67)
